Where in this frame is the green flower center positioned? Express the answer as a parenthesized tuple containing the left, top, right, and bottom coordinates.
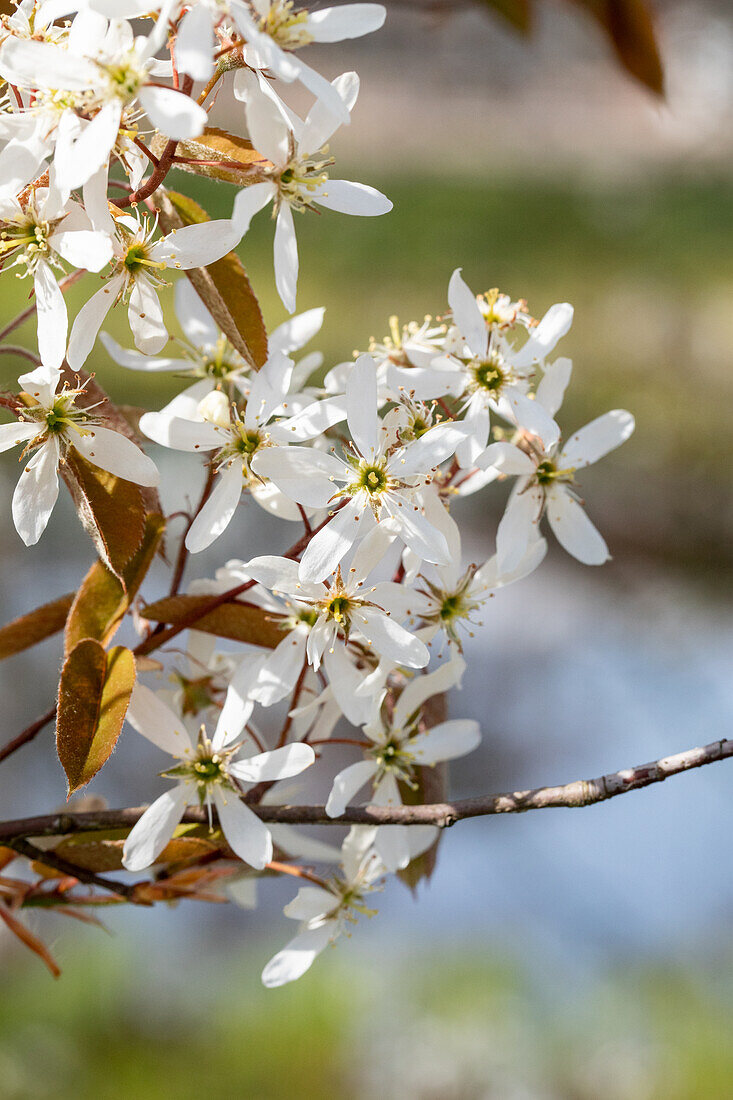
(193, 757, 222, 781)
(356, 464, 388, 495)
(472, 357, 505, 393)
(327, 595, 352, 622)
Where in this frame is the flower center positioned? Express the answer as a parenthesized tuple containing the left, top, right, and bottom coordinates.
(104, 55, 146, 102)
(124, 241, 163, 274)
(278, 149, 333, 211)
(371, 739, 417, 787)
(262, 0, 314, 48)
(357, 464, 388, 495)
(471, 355, 506, 393)
(535, 459, 575, 486)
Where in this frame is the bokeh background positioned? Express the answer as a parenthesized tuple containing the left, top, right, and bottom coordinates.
(2, 1, 733, 1096)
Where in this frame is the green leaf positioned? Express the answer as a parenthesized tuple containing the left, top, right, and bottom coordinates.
(56, 641, 136, 795)
(0, 593, 74, 661)
(158, 189, 268, 369)
(141, 594, 285, 648)
(64, 513, 166, 653)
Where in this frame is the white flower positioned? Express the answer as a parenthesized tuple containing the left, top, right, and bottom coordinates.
(231, 1, 385, 125)
(0, 183, 112, 370)
(232, 71, 391, 312)
(388, 269, 572, 467)
(325, 656, 480, 870)
(0, 364, 159, 545)
(394, 487, 547, 648)
(121, 681, 315, 871)
(0, 10, 206, 190)
(261, 825, 385, 987)
(238, 529, 431, 721)
(480, 402, 635, 569)
(67, 211, 240, 367)
(139, 348, 329, 548)
(253, 354, 469, 582)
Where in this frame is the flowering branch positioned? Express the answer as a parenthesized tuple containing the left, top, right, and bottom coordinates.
(1, 735, 730, 842)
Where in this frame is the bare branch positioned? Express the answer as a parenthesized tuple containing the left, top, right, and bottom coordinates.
(3, 838, 139, 901)
(0, 736, 731, 842)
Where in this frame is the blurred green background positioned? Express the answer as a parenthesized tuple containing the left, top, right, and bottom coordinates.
(3, 3, 733, 1098)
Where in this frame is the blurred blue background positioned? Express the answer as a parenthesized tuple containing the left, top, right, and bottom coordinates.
(2, 2, 733, 1095)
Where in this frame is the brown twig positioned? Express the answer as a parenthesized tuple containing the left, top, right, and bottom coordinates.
(0, 706, 56, 765)
(3, 838, 139, 901)
(1, 735, 732, 838)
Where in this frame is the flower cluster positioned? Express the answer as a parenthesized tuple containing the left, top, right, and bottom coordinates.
(0, 0, 634, 984)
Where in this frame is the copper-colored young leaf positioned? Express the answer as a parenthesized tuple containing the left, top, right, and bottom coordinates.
(62, 450, 146, 579)
(570, 0, 664, 94)
(0, 592, 74, 661)
(141, 593, 284, 648)
(153, 126, 269, 186)
(157, 189, 268, 368)
(0, 904, 61, 977)
(64, 513, 165, 652)
(53, 827, 219, 873)
(479, 0, 531, 33)
(57, 641, 136, 795)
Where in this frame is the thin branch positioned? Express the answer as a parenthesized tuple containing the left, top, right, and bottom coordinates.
(1, 736, 731, 839)
(0, 706, 56, 765)
(3, 838, 139, 901)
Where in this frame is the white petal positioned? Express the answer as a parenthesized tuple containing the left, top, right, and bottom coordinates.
(128, 277, 167, 355)
(535, 356, 572, 417)
(176, 4, 215, 81)
(512, 302, 574, 368)
(212, 661, 259, 748)
(126, 682, 193, 756)
(0, 422, 36, 453)
(18, 364, 59, 406)
(357, 607, 428, 668)
(394, 421, 468, 477)
(347, 353, 379, 456)
(325, 759, 378, 817)
(250, 631, 307, 706)
(139, 412, 222, 451)
(100, 332, 189, 373)
(185, 461, 243, 553)
(245, 84, 291, 165)
(269, 306, 324, 355)
(138, 85, 207, 140)
(153, 220, 240, 269)
(279, 395, 347, 441)
(409, 719, 481, 765)
(12, 438, 59, 545)
(283, 885, 335, 921)
(67, 272, 123, 369)
(0, 37, 97, 89)
(50, 227, 113, 273)
(74, 424, 159, 486)
(306, 5, 386, 42)
(393, 656, 466, 730)
(497, 388, 559, 449)
(261, 923, 334, 987)
(546, 486, 610, 565)
(299, 71, 359, 152)
(384, 496, 449, 566)
(313, 179, 392, 217)
(54, 102, 122, 191)
(448, 268, 489, 358)
(232, 181, 276, 237)
(82, 166, 115, 235)
(175, 278, 218, 348)
(496, 484, 543, 573)
(274, 204, 298, 314)
(33, 260, 67, 371)
(322, 644, 374, 725)
(251, 445, 344, 508)
(373, 823, 411, 872)
(477, 441, 536, 476)
(298, 498, 364, 583)
(122, 785, 189, 871)
(229, 742, 315, 783)
(560, 410, 635, 470)
(213, 787, 272, 869)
